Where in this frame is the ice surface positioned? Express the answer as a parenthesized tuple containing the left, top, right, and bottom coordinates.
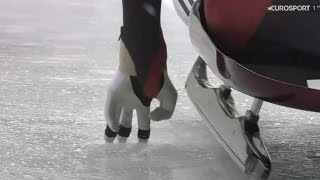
(0, 0, 319, 179)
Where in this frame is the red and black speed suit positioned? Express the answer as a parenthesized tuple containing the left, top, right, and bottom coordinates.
(120, 0, 166, 107)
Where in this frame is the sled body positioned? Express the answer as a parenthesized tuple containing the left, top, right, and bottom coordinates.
(173, 0, 320, 179)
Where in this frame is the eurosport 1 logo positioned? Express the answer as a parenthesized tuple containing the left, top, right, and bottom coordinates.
(268, 5, 311, 12)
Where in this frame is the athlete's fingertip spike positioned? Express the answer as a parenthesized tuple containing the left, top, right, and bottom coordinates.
(104, 136, 115, 143)
(105, 125, 117, 138)
(118, 125, 132, 138)
(138, 138, 149, 143)
(138, 129, 150, 140)
(117, 136, 128, 143)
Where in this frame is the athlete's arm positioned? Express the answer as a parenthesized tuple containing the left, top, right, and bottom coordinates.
(104, 0, 178, 142)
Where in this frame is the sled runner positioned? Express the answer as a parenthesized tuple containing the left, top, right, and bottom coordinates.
(173, 0, 320, 179)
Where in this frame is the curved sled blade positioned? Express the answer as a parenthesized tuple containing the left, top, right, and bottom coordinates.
(185, 57, 271, 180)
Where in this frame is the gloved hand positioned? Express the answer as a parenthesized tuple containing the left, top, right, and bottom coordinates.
(104, 41, 178, 143)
